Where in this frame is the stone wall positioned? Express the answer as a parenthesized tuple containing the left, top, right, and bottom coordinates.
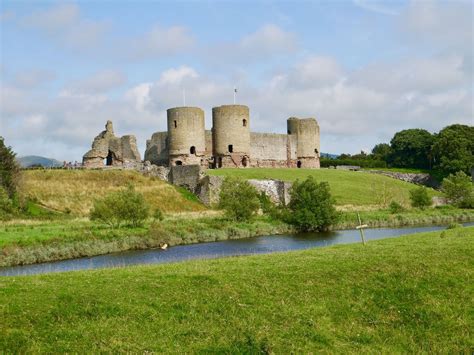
(169, 165, 203, 192)
(196, 175, 292, 207)
(145, 132, 168, 166)
(365, 170, 439, 188)
(83, 121, 141, 168)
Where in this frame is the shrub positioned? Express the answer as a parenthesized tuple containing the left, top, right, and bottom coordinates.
(153, 208, 164, 221)
(0, 187, 15, 218)
(288, 176, 339, 232)
(219, 177, 260, 221)
(441, 171, 474, 208)
(90, 185, 150, 227)
(389, 201, 405, 214)
(409, 186, 432, 209)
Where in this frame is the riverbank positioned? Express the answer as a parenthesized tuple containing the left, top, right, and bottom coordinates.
(1, 207, 473, 268)
(1, 227, 472, 352)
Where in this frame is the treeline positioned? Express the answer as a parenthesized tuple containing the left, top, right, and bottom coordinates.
(324, 124, 474, 177)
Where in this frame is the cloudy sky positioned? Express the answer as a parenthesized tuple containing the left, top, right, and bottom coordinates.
(0, 0, 472, 161)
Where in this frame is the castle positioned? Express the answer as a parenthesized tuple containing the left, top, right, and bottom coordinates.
(83, 104, 321, 169)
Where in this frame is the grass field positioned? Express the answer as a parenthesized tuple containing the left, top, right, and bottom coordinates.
(21, 169, 206, 216)
(1, 227, 472, 352)
(208, 168, 440, 207)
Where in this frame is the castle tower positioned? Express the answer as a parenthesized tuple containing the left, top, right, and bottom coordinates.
(287, 117, 320, 168)
(167, 107, 206, 166)
(212, 105, 250, 168)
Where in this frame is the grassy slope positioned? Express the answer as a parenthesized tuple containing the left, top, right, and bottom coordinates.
(208, 168, 440, 207)
(1, 227, 473, 353)
(21, 170, 205, 215)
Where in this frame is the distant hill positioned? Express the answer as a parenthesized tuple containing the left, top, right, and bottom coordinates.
(17, 156, 63, 168)
(321, 152, 339, 159)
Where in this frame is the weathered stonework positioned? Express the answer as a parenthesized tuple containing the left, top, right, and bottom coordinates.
(365, 170, 439, 188)
(145, 105, 321, 169)
(83, 121, 141, 168)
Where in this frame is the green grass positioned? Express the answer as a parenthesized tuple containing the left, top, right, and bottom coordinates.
(1, 227, 473, 352)
(21, 169, 206, 216)
(208, 168, 440, 207)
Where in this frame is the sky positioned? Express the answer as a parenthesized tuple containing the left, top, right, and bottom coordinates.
(0, 0, 472, 161)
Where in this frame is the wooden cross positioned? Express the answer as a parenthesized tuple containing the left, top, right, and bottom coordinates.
(356, 213, 368, 245)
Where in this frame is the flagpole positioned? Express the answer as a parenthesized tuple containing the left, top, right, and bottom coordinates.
(233, 87, 236, 104)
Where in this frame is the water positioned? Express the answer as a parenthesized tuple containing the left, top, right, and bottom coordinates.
(1, 223, 472, 276)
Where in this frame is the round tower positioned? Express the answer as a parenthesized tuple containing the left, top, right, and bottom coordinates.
(287, 117, 320, 168)
(167, 107, 206, 166)
(212, 105, 250, 168)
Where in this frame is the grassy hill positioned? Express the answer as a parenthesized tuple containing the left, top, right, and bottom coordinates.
(17, 155, 62, 168)
(21, 170, 206, 216)
(1, 227, 472, 352)
(208, 168, 440, 208)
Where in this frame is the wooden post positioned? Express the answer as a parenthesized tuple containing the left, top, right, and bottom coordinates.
(356, 213, 368, 245)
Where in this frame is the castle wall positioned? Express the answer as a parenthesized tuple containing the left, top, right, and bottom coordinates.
(144, 131, 168, 165)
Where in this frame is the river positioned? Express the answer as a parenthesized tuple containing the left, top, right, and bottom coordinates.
(1, 223, 472, 276)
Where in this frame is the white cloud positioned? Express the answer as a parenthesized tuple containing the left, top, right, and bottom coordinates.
(400, 0, 473, 50)
(125, 25, 195, 60)
(353, 0, 401, 15)
(13, 69, 56, 89)
(67, 70, 127, 94)
(20, 3, 108, 50)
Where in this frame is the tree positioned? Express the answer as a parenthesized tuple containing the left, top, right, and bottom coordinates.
(441, 171, 474, 208)
(432, 124, 474, 176)
(372, 143, 391, 162)
(288, 176, 339, 232)
(219, 177, 260, 221)
(409, 186, 432, 209)
(0, 137, 21, 198)
(90, 185, 150, 227)
(389, 129, 434, 169)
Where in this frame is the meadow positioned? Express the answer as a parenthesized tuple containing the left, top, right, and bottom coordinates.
(1, 226, 472, 352)
(21, 169, 205, 216)
(208, 168, 440, 208)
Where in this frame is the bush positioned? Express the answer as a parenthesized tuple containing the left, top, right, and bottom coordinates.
(287, 176, 339, 232)
(389, 201, 405, 214)
(90, 185, 150, 227)
(153, 208, 164, 221)
(0, 187, 15, 218)
(441, 171, 474, 208)
(409, 186, 432, 209)
(219, 177, 260, 221)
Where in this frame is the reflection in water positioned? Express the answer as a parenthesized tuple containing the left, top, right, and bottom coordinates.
(1, 223, 472, 276)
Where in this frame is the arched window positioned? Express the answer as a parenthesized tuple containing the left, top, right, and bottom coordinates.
(228, 144, 233, 153)
(243, 119, 247, 127)
(190, 146, 196, 155)
(314, 148, 319, 154)
(174, 120, 177, 128)
(175, 160, 183, 166)
(297, 161, 302, 168)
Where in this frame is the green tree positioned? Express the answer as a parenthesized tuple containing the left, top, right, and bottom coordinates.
(432, 124, 474, 176)
(90, 185, 150, 227)
(288, 176, 339, 232)
(0, 137, 21, 198)
(372, 143, 391, 162)
(409, 186, 432, 209)
(219, 177, 260, 221)
(389, 129, 434, 169)
(441, 171, 474, 208)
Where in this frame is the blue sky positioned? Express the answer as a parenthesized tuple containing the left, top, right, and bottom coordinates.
(1, 0, 472, 160)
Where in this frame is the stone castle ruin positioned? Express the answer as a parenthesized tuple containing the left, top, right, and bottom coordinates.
(83, 120, 141, 168)
(83, 104, 321, 169)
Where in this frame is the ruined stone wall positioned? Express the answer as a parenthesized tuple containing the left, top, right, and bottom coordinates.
(212, 105, 250, 168)
(83, 121, 141, 168)
(167, 107, 206, 166)
(144, 132, 168, 165)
